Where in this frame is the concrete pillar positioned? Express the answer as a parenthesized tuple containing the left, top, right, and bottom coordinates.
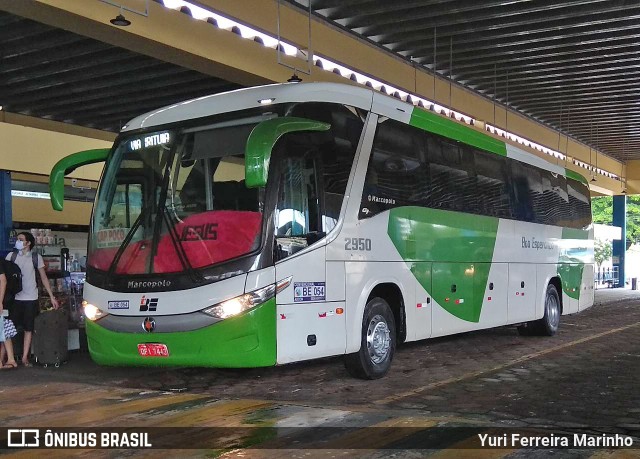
(0, 170, 12, 250)
(612, 195, 626, 288)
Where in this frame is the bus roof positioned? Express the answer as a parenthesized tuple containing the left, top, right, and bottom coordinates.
(121, 82, 588, 184)
(121, 82, 375, 132)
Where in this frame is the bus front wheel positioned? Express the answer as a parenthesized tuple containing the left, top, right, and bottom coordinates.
(344, 297, 396, 379)
(517, 284, 561, 336)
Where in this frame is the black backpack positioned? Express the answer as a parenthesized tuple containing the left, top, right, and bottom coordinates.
(3, 251, 39, 296)
(2, 259, 23, 296)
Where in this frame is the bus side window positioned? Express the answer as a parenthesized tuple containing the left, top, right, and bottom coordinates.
(567, 180, 592, 229)
(511, 161, 540, 223)
(474, 151, 512, 219)
(542, 170, 568, 226)
(360, 118, 427, 218)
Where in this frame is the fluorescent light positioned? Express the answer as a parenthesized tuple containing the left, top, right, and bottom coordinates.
(158, 0, 621, 183)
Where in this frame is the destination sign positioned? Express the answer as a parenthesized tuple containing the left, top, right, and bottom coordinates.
(129, 132, 171, 151)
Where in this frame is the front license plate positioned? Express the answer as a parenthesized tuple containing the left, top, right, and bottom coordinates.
(138, 343, 169, 357)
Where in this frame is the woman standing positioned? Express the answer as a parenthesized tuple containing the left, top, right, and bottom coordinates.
(4, 232, 59, 366)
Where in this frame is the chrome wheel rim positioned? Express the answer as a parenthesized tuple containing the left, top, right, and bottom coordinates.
(546, 291, 560, 331)
(366, 314, 391, 364)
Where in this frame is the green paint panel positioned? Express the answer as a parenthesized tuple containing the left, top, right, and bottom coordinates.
(565, 169, 588, 185)
(388, 207, 499, 262)
(409, 262, 432, 298)
(558, 227, 589, 300)
(410, 108, 507, 157)
(86, 298, 277, 367)
(388, 207, 499, 322)
(558, 264, 583, 300)
(562, 227, 590, 240)
(431, 262, 489, 323)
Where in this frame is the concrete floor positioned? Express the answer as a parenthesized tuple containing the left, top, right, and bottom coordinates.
(1, 288, 639, 457)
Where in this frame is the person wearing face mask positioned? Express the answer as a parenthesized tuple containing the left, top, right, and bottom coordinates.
(4, 232, 59, 367)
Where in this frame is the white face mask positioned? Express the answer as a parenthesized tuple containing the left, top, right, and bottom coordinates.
(15, 240, 24, 251)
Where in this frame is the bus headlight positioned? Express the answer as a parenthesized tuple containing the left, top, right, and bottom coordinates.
(203, 284, 276, 319)
(83, 301, 108, 321)
(202, 277, 291, 320)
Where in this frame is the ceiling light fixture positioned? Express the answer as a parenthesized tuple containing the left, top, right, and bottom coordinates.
(109, 13, 131, 27)
(101, 0, 149, 26)
(287, 73, 302, 83)
(110, 12, 131, 26)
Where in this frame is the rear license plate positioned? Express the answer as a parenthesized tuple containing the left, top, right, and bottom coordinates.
(138, 343, 169, 357)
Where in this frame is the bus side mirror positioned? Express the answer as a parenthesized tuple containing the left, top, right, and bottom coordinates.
(50, 148, 110, 211)
(245, 116, 330, 188)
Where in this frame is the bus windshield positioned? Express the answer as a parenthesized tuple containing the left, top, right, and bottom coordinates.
(89, 113, 273, 275)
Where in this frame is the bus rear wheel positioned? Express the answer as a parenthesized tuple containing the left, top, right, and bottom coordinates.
(344, 297, 396, 379)
(517, 284, 561, 336)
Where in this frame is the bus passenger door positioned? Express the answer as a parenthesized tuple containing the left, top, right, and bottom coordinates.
(508, 263, 537, 323)
(273, 154, 346, 364)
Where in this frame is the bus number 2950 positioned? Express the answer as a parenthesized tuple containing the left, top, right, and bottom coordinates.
(345, 237, 372, 251)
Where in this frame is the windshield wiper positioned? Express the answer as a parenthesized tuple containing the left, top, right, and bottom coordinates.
(106, 207, 146, 277)
(162, 207, 204, 283)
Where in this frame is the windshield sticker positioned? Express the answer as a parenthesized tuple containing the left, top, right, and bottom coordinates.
(180, 223, 218, 241)
(108, 300, 130, 310)
(294, 282, 326, 302)
(96, 228, 128, 248)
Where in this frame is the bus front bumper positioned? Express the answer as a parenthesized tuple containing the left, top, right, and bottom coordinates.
(85, 299, 277, 367)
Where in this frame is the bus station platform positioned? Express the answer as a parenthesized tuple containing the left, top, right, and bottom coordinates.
(1, 288, 639, 456)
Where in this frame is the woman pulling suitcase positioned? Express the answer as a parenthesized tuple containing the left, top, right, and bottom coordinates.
(3, 232, 59, 366)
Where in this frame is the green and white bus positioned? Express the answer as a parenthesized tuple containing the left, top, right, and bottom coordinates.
(51, 82, 594, 379)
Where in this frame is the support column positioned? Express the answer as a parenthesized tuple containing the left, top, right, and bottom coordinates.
(612, 195, 626, 288)
(0, 170, 12, 250)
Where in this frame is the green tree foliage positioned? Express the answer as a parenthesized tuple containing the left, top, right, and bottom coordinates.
(594, 239, 612, 269)
(591, 195, 640, 248)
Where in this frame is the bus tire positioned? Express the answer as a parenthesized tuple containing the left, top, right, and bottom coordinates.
(517, 284, 561, 336)
(344, 297, 396, 379)
(537, 284, 561, 336)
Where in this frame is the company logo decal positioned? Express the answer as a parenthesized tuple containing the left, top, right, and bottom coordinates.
(139, 296, 158, 312)
(142, 317, 156, 333)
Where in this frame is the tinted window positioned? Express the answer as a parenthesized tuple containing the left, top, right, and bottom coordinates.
(510, 161, 541, 222)
(359, 118, 590, 229)
(567, 180, 592, 229)
(360, 119, 427, 218)
(541, 171, 568, 226)
(475, 151, 512, 218)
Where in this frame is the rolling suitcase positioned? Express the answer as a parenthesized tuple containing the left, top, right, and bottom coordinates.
(33, 309, 68, 367)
